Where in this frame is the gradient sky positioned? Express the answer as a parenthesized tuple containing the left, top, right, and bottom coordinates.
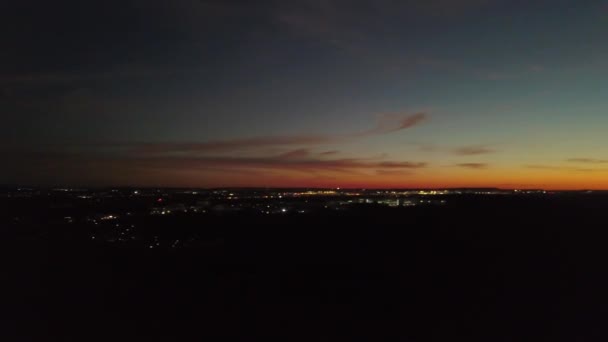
(2, 0, 608, 189)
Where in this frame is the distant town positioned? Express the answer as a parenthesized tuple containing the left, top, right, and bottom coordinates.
(4, 187, 564, 218)
(6, 186, 604, 250)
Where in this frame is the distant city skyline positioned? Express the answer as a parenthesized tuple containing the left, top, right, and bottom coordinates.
(3, 0, 608, 189)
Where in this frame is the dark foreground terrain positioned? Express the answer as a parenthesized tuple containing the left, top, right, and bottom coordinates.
(5, 193, 608, 341)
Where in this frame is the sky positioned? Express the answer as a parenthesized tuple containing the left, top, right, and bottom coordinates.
(2, 0, 608, 189)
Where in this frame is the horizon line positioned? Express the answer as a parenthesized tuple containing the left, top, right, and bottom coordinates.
(3, 185, 608, 192)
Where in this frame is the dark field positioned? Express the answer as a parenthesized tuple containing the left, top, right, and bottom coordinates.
(5, 194, 608, 341)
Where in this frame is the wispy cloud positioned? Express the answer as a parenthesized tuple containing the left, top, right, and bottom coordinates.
(567, 158, 608, 164)
(456, 163, 488, 170)
(10, 151, 427, 177)
(167, 156, 428, 172)
(412, 143, 497, 156)
(525, 165, 601, 173)
(273, 0, 499, 49)
(126, 136, 333, 155)
(5, 110, 429, 183)
(278, 148, 312, 159)
(117, 112, 428, 154)
(375, 169, 414, 176)
(452, 145, 496, 156)
(353, 112, 428, 137)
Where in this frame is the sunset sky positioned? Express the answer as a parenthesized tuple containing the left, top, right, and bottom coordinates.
(3, 0, 608, 189)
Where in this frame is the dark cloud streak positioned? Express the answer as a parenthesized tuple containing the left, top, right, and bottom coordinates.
(452, 145, 496, 156)
(7, 152, 427, 177)
(567, 158, 608, 164)
(117, 112, 428, 154)
(526, 165, 604, 173)
(456, 163, 488, 169)
(278, 149, 311, 159)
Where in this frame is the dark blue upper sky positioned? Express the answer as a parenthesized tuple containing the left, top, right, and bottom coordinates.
(2, 0, 608, 188)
